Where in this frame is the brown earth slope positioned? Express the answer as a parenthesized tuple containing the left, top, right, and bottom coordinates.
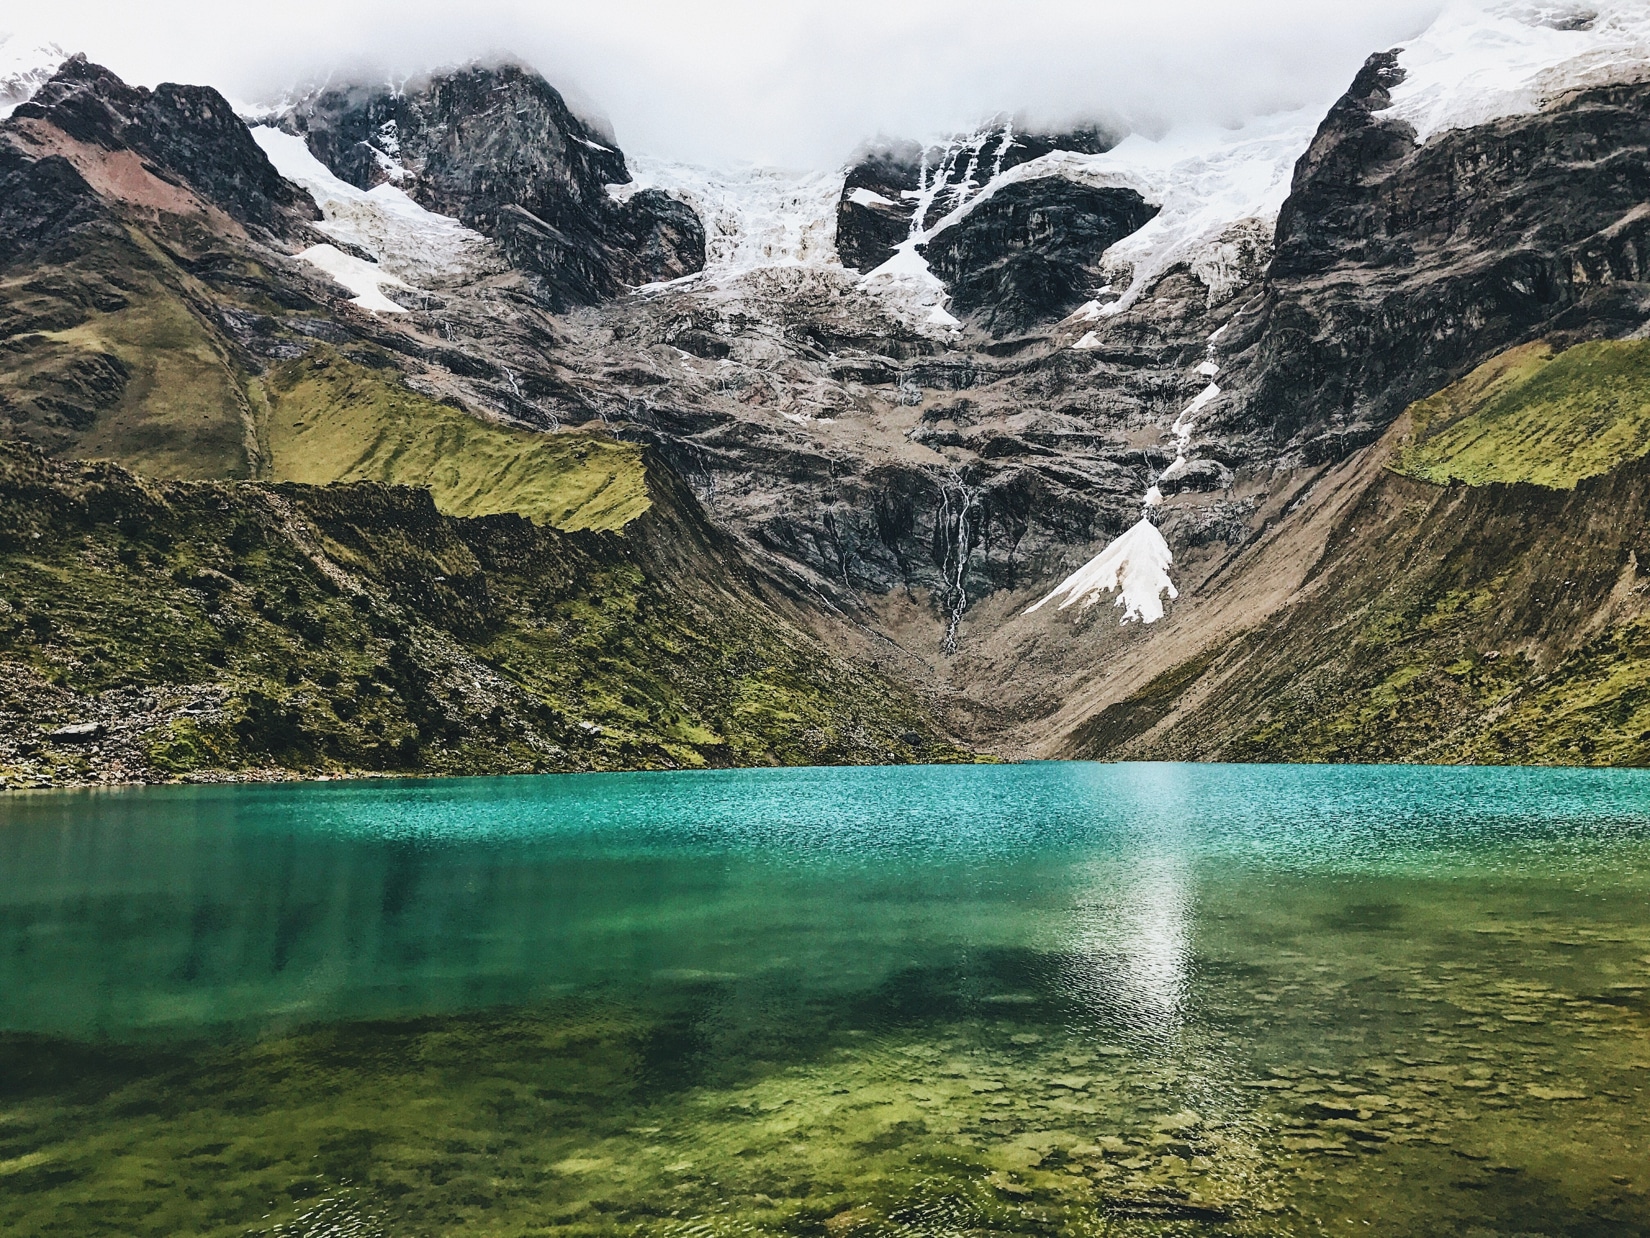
(1047, 340, 1650, 766)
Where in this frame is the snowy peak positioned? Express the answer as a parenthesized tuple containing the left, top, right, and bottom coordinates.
(270, 61, 705, 308)
(0, 34, 66, 120)
(1387, 0, 1650, 144)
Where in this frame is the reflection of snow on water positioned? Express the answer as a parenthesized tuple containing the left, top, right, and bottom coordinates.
(1115, 853, 1195, 1028)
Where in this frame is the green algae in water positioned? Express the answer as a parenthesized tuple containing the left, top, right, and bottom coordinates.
(1, 763, 1649, 1236)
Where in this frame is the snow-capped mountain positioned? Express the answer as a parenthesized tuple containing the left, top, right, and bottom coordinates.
(4, 0, 1650, 775)
(0, 34, 66, 119)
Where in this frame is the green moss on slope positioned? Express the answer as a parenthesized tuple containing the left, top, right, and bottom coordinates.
(1390, 339, 1650, 489)
(265, 349, 649, 532)
(0, 228, 256, 479)
(0, 444, 966, 787)
(2, 235, 649, 533)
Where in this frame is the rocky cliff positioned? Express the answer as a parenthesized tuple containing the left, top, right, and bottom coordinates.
(5, 1, 1650, 779)
(1220, 50, 1650, 462)
(275, 62, 705, 308)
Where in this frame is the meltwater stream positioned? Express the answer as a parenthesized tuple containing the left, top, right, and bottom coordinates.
(1, 762, 1647, 1236)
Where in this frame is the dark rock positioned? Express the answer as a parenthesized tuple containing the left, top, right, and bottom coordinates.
(1236, 60, 1650, 452)
(1155, 458, 1230, 495)
(8, 55, 317, 236)
(281, 61, 704, 306)
(836, 139, 924, 272)
(0, 147, 105, 266)
(921, 179, 1159, 333)
(834, 123, 1122, 273)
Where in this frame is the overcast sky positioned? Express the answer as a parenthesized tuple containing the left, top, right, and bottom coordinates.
(17, 0, 1446, 166)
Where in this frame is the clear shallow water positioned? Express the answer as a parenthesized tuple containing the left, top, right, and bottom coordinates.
(1, 761, 1648, 1236)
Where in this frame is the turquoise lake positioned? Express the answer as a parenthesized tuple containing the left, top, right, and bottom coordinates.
(0, 761, 1647, 1235)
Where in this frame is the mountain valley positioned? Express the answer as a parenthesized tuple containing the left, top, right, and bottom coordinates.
(3, 0, 1650, 785)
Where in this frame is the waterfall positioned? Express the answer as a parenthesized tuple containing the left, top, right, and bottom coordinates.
(935, 470, 981, 654)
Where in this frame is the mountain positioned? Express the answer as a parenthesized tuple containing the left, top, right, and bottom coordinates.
(3, 0, 1650, 785)
(0, 52, 959, 787)
(268, 62, 705, 308)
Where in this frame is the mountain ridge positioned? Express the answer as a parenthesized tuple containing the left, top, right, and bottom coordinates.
(4, 0, 1650, 782)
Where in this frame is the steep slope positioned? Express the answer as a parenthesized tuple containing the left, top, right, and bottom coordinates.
(6, 3, 1650, 777)
(1391, 339, 1650, 488)
(1050, 336, 1650, 766)
(0, 57, 966, 787)
(272, 62, 705, 308)
(0, 441, 964, 789)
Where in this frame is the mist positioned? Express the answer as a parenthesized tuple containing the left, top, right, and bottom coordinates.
(13, 0, 1446, 167)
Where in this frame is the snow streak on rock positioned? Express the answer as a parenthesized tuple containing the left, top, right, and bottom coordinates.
(1035, 325, 1229, 624)
(250, 125, 499, 296)
(291, 244, 410, 313)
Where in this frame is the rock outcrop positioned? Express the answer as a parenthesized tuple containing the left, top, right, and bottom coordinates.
(1227, 51, 1650, 458)
(921, 179, 1158, 333)
(278, 62, 705, 307)
(833, 121, 1118, 279)
(5, 54, 317, 243)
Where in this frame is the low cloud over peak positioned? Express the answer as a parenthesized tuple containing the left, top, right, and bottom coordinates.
(14, 0, 1444, 166)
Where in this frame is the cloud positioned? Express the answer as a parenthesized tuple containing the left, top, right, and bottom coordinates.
(16, 0, 1445, 166)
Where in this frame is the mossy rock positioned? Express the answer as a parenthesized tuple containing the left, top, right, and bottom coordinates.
(1391, 338, 1650, 490)
(265, 348, 649, 532)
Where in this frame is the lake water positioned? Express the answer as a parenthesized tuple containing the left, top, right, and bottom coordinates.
(1, 762, 1647, 1236)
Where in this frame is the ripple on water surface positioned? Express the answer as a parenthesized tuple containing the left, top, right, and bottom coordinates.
(0, 762, 1647, 1236)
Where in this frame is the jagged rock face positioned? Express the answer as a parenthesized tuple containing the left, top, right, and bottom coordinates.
(281, 63, 705, 308)
(6, 56, 316, 238)
(0, 141, 105, 265)
(1230, 54, 1650, 458)
(833, 123, 1118, 274)
(548, 251, 1237, 662)
(835, 139, 924, 271)
(921, 180, 1159, 334)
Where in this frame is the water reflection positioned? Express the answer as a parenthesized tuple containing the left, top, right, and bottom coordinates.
(2, 762, 1649, 1041)
(1, 764, 1649, 1236)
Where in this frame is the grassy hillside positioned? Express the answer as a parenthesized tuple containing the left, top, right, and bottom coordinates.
(264, 348, 649, 531)
(0, 227, 257, 478)
(1390, 338, 1650, 489)
(1063, 336, 1650, 767)
(1074, 432, 1650, 767)
(0, 443, 966, 789)
(1, 230, 649, 534)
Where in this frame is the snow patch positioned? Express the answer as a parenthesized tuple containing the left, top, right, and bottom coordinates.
(862, 238, 959, 329)
(1034, 329, 1225, 626)
(1026, 517, 1178, 625)
(847, 186, 897, 208)
(250, 126, 497, 287)
(294, 243, 410, 313)
(1387, 0, 1650, 144)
